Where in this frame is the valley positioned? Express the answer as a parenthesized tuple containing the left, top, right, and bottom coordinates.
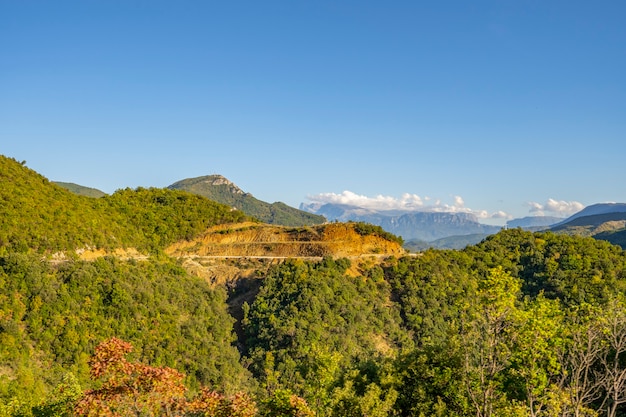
(2, 154, 626, 417)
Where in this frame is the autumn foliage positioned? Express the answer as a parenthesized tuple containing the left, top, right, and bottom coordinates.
(74, 337, 312, 417)
(75, 337, 187, 416)
(186, 389, 257, 417)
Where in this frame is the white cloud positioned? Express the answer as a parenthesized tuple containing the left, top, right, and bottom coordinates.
(491, 210, 511, 219)
(306, 191, 425, 211)
(527, 199, 584, 216)
(305, 190, 511, 220)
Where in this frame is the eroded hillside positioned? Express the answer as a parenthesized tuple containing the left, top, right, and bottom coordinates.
(165, 221, 406, 258)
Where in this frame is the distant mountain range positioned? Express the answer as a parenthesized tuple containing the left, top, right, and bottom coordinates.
(506, 216, 563, 229)
(300, 202, 502, 242)
(551, 203, 626, 228)
(301, 201, 626, 250)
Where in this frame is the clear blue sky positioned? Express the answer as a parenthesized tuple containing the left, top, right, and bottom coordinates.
(2, 1, 624, 224)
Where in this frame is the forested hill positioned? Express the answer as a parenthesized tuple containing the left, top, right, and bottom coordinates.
(0, 155, 250, 254)
(53, 181, 107, 198)
(168, 175, 326, 227)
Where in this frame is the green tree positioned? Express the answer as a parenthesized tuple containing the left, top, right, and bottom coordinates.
(508, 295, 566, 416)
(260, 389, 315, 417)
(596, 295, 626, 417)
(559, 304, 605, 417)
(461, 267, 521, 417)
(32, 373, 83, 417)
(394, 344, 470, 417)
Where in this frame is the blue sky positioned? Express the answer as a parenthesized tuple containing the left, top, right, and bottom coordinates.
(1, 1, 624, 224)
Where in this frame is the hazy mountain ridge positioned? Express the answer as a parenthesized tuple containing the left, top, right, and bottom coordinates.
(405, 233, 493, 251)
(169, 175, 326, 227)
(506, 216, 563, 229)
(552, 212, 626, 232)
(549, 203, 626, 249)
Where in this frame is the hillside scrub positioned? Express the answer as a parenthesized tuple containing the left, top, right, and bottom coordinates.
(0, 156, 250, 255)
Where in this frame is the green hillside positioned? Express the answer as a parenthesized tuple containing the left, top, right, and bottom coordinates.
(168, 175, 326, 227)
(595, 228, 626, 249)
(551, 211, 626, 249)
(0, 155, 250, 255)
(53, 181, 107, 198)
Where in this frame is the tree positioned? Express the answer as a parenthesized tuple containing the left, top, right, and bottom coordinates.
(509, 295, 566, 416)
(75, 337, 187, 417)
(394, 344, 470, 417)
(260, 389, 315, 417)
(32, 373, 83, 417)
(559, 304, 605, 417)
(186, 389, 257, 417)
(596, 296, 626, 417)
(461, 267, 521, 417)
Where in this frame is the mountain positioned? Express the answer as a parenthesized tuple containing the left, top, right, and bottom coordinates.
(168, 175, 326, 227)
(550, 203, 626, 249)
(405, 233, 494, 251)
(385, 211, 501, 241)
(54, 181, 107, 198)
(552, 203, 626, 227)
(552, 212, 626, 233)
(300, 202, 501, 241)
(506, 216, 563, 230)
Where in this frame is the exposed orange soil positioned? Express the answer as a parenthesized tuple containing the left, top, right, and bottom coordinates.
(164, 222, 405, 258)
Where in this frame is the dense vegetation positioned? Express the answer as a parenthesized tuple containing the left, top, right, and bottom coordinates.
(0, 156, 250, 255)
(4, 155, 626, 416)
(594, 228, 626, 250)
(0, 255, 251, 407)
(352, 221, 404, 246)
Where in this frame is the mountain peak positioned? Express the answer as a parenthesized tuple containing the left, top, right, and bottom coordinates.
(200, 175, 244, 194)
(170, 175, 246, 196)
(168, 175, 326, 227)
